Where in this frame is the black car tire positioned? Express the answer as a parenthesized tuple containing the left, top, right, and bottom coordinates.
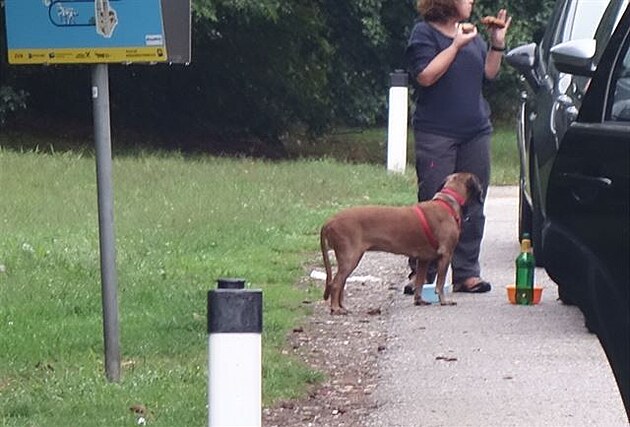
(557, 284, 577, 305)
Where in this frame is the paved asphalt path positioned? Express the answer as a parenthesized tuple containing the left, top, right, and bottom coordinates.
(366, 186, 628, 426)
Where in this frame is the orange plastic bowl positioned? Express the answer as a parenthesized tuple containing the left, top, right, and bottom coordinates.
(506, 285, 543, 304)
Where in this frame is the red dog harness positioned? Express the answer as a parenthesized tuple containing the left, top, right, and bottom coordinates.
(413, 204, 439, 250)
(412, 189, 465, 250)
(433, 199, 461, 227)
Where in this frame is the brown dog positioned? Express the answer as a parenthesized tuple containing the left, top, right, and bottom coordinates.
(320, 172, 483, 314)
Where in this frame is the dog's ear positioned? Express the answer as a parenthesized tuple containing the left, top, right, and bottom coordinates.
(438, 173, 457, 191)
(437, 176, 449, 191)
(467, 174, 484, 203)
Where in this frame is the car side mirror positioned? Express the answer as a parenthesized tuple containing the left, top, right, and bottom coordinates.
(550, 39, 596, 77)
(506, 43, 541, 90)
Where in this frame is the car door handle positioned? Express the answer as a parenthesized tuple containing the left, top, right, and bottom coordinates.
(560, 173, 612, 188)
(557, 94, 573, 106)
(557, 95, 579, 122)
(558, 173, 612, 205)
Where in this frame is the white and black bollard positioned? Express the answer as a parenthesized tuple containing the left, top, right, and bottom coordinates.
(208, 278, 262, 427)
(386, 70, 409, 174)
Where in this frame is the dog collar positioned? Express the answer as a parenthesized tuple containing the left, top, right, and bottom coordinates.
(438, 188, 466, 206)
(413, 204, 439, 251)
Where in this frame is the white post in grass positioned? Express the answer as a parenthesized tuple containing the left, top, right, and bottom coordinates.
(208, 278, 262, 427)
(387, 70, 409, 174)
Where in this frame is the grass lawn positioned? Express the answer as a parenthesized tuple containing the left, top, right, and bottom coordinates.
(0, 124, 517, 425)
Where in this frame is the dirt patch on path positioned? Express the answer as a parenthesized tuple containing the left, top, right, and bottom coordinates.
(263, 253, 408, 426)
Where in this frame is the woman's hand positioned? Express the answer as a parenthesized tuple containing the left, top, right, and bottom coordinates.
(484, 9, 512, 80)
(489, 9, 512, 48)
(453, 23, 478, 50)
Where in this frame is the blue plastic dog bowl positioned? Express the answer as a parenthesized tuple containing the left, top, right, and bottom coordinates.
(421, 283, 452, 304)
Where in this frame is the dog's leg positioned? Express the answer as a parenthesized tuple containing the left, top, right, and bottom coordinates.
(413, 259, 431, 306)
(329, 274, 349, 315)
(329, 250, 363, 315)
(436, 255, 456, 306)
(321, 227, 334, 302)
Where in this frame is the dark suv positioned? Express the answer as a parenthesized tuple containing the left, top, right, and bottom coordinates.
(505, 0, 628, 268)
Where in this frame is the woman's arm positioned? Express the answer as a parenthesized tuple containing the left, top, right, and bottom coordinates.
(416, 25, 478, 87)
(485, 49, 504, 80)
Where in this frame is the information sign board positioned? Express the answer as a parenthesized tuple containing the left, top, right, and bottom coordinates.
(5, 0, 168, 64)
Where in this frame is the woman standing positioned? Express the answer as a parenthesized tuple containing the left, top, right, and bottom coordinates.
(404, 0, 511, 294)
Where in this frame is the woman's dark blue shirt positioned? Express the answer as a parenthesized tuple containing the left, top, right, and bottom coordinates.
(406, 21, 492, 138)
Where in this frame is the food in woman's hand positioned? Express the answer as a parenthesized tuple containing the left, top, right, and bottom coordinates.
(460, 23, 475, 33)
(480, 16, 506, 29)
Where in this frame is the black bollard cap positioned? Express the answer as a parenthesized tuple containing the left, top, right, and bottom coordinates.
(208, 279, 262, 333)
(390, 70, 408, 87)
(217, 278, 246, 289)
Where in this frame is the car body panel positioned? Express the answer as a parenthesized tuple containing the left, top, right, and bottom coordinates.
(544, 5, 630, 418)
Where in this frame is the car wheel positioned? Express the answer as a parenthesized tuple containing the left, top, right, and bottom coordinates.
(584, 313, 598, 334)
(557, 284, 576, 305)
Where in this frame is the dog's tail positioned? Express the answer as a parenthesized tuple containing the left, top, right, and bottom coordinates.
(320, 224, 333, 301)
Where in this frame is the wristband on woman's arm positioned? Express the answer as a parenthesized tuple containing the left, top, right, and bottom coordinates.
(490, 45, 506, 52)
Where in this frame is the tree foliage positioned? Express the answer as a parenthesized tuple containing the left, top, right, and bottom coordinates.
(0, 0, 555, 146)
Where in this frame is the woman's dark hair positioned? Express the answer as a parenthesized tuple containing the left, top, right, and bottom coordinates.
(417, 0, 459, 22)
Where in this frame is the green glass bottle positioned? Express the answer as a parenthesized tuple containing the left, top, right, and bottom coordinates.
(515, 236, 535, 305)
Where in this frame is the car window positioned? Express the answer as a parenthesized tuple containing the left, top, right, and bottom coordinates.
(609, 35, 630, 122)
(540, 0, 571, 67)
(540, 0, 610, 73)
(572, 1, 629, 95)
(593, 0, 629, 65)
(566, 0, 610, 40)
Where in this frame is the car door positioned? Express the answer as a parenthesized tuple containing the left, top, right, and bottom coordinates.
(510, 0, 613, 265)
(527, 0, 574, 215)
(533, 0, 613, 214)
(543, 6, 630, 417)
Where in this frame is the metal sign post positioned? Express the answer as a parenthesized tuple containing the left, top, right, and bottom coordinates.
(92, 63, 120, 382)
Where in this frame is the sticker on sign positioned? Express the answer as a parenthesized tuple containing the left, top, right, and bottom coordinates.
(145, 35, 164, 46)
